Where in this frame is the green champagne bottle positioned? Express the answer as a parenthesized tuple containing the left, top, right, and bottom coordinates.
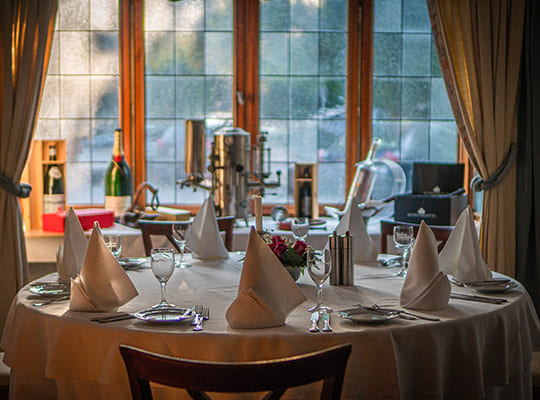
(43, 144, 65, 214)
(105, 129, 133, 219)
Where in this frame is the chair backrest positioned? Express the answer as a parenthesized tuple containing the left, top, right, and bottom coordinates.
(380, 219, 454, 253)
(119, 343, 352, 400)
(138, 217, 236, 256)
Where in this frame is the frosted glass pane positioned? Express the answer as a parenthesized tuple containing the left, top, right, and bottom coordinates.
(431, 78, 453, 119)
(319, 78, 345, 115)
(403, 34, 430, 76)
(322, 0, 347, 31)
(320, 33, 346, 75)
(35, 119, 60, 140)
(92, 119, 118, 162)
(206, 0, 233, 30)
(91, 32, 118, 74)
(40, 76, 59, 118)
(59, 0, 89, 30)
(402, 78, 429, 119)
(261, 120, 288, 162)
(205, 77, 233, 118)
(145, 76, 175, 118)
(430, 121, 457, 162)
(374, 0, 401, 32)
(145, 0, 175, 31)
(63, 119, 91, 161)
(374, 33, 401, 76)
(318, 163, 345, 204)
(260, 33, 289, 75)
(291, 33, 318, 75)
(319, 120, 345, 162)
(261, 0, 289, 31)
(291, 78, 317, 118)
(373, 78, 401, 119)
(91, 163, 107, 204)
(146, 120, 176, 162)
(60, 32, 89, 75)
(372, 120, 400, 161)
(91, 76, 118, 118)
(401, 121, 429, 161)
(175, 0, 204, 30)
(176, 32, 204, 75)
(66, 162, 91, 204)
(176, 77, 205, 118)
(48, 35, 60, 74)
(263, 162, 289, 204)
(146, 32, 175, 74)
(146, 162, 176, 203)
(205, 32, 233, 75)
(403, 0, 430, 33)
(289, 120, 317, 162)
(260, 77, 289, 118)
(291, 0, 319, 31)
(90, 0, 118, 30)
(60, 76, 90, 118)
(175, 163, 208, 204)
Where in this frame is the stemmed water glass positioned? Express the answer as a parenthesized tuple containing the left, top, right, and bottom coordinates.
(151, 248, 175, 309)
(172, 222, 191, 268)
(291, 217, 309, 242)
(307, 249, 333, 313)
(393, 225, 415, 277)
(104, 234, 122, 260)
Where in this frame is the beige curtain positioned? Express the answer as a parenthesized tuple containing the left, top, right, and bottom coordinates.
(427, 0, 526, 277)
(0, 0, 57, 334)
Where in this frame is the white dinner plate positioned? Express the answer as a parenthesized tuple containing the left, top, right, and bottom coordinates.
(470, 281, 518, 293)
(133, 308, 195, 324)
(339, 309, 399, 324)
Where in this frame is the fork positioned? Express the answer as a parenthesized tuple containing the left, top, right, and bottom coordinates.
(191, 305, 203, 326)
(193, 307, 209, 331)
(32, 295, 70, 307)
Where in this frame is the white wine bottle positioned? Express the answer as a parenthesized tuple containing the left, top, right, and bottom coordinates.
(43, 144, 66, 214)
(105, 129, 133, 219)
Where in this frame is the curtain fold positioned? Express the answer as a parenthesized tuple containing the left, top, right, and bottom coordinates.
(427, 0, 526, 277)
(516, 0, 540, 313)
(0, 0, 57, 335)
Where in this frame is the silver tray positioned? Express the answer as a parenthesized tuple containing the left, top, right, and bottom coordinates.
(133, 308, 195, 324)
(339, 309, 399, 324)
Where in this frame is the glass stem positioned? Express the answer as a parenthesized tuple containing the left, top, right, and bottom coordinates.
(160, 282, 167, 305)
(317, 285, 323, 307)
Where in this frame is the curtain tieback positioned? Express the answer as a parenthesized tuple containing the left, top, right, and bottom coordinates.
(471, 143, 517, 192)
(0, 172, 32, 198)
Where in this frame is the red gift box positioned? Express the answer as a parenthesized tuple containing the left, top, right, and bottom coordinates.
(42, 208, 115, 232)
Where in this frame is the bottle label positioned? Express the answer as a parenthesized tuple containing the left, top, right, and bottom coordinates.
(105, 196, 131, 218)
(43, 194, 65, 214)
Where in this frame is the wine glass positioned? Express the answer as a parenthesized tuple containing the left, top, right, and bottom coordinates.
(307, 249, 333, 313)
(393, 225, 415, 277)
(291, 217, 309, 242)
(172, 222, 191, 268)
(151, 248, 175, 309)
(104, 234, 122, 259)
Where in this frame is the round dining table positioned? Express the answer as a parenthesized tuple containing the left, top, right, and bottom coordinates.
(2, 252, 540, 400)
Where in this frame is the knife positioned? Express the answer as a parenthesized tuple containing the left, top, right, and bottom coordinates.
(450, 293, 507, 304)
(309, 311, 320, 333)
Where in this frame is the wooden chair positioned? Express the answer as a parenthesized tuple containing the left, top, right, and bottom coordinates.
(380, 219, 454, 253)
(138, 216, 235, 256)
(119, 343, 352, 400)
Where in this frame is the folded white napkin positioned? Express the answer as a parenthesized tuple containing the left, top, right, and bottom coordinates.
(333, 200, 378, 262)
(69, 224, 138, 312)
(226, 227, 306, 328)
(400, 221, 450, 310)
(187, 196, 229, 260)
(58, 207, 88, 283)
(439, 205, 492, 282)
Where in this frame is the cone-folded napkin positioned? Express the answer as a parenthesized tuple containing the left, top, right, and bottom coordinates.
(439, 206, 492, 282)
(187, 196, 229, 260)
(333, 200, 378, 262)
(400, 221, 450, 310)
(226, 227, 306, 328)
(58, 207, 88, 283)
(69, 223, 138, 312)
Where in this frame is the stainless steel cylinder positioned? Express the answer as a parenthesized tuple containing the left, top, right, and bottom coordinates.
(212, 127, 251, 219)
(184, 120, 206, 178)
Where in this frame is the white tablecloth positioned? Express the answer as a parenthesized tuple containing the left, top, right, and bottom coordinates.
(2, 253, 540, 399)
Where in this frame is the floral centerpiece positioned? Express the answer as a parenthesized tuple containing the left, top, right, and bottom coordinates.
(260, 232, 311, 281)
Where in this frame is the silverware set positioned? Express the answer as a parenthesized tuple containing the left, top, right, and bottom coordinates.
(309, 311, 332, 333)
(192, 306, 209, 331)
(450, 293, 508, 304)
(339, 304, 440, 322)
(32, 295, 70, 307)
